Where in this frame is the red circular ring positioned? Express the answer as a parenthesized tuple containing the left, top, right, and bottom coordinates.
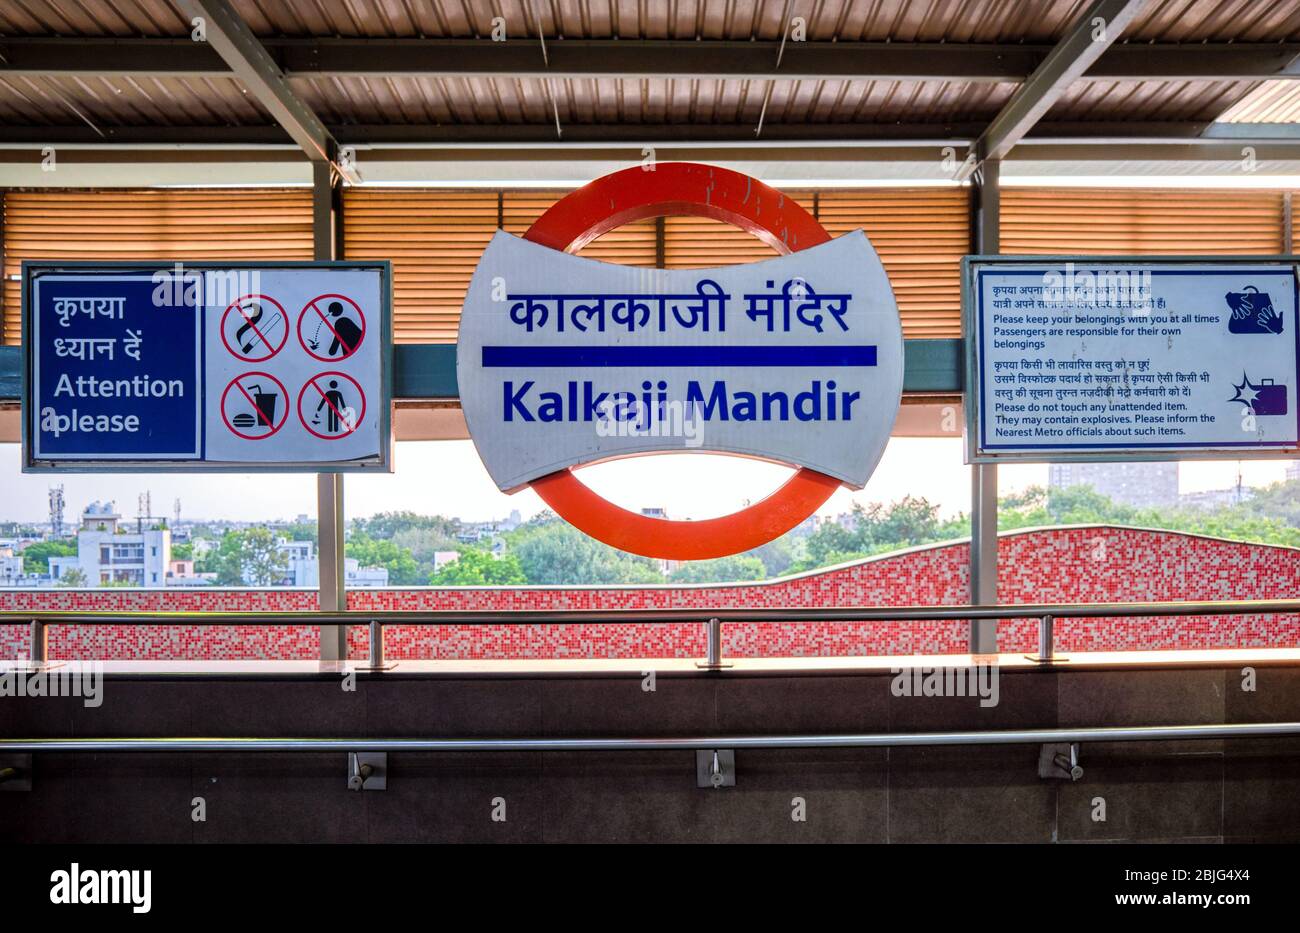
(522, 162, 842, 561)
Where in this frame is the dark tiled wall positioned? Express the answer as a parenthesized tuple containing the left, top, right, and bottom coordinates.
(3, 667, 1298, 843)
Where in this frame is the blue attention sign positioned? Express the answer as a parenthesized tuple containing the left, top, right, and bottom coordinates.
(32, 275, 201, 460)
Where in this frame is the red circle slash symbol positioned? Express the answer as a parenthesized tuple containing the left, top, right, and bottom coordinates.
(220, 294, 288, 362)
(220, 372, 288, 440)
(298, 371, 366, 440)
(298, 294, 366, 362)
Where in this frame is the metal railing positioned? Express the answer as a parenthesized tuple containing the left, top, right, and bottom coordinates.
(3, 721, 1300, 754)
(5, 597, 1300, 670)
(4, 599, 1300, 760)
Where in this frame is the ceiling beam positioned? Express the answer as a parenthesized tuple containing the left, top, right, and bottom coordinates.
(169, 0, 335, 163)
(4, 122, 1300, 150)
(4, 36, 1300, 83)
(958, 0, 1149, 180)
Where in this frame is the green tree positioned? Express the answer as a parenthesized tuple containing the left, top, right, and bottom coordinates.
(1242, 478, 1300, 528)
(57, 567, 87, 587)
(345, 533, 421, 585)
(352, 511, 461, 541)
(277, 521, 318, 547)
(429, 548, 526, 585)
(21, 540, 76, 574)
(171, 541, 194, 561)
(507, 517, 662, 584)
(668, 555, 766, 584)
(211, 528, 288, 586)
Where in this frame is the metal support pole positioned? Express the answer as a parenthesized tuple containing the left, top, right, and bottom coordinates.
(968, 158, 1000, 654)
(313, 158, 348, 661)
(29, 620, 47, 664)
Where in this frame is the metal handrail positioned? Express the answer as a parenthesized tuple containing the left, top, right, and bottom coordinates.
(3, 721, 1299, 753)
(6, 598, 1300, 668)
(5, 597, 1299, 625)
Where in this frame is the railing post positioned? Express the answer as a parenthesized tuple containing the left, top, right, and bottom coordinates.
(700, 617, 723, 669)
(1038, 614, 1054, 661)
(368, 619, 383, 669)
(29, 619, 47, 664)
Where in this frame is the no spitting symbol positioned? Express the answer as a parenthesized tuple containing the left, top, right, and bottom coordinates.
(220, 372, 288, 440)
(298, 371, 365, 440)
(298, 294, 365, 362)
(220, 294, 287, 362)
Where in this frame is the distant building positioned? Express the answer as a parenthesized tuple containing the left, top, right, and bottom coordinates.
(56, 501, 171, 587)
(0, 554, 26, 584)
(431, 550, 461, 572)
(1288, 461, 1300, 483)
(1048, 462, 1179, 509)
(1180, 487, 1254, 510)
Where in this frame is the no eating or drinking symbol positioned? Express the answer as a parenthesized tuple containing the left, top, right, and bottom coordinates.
(298, 371, 366, 440)
(221, 372, 288, 440)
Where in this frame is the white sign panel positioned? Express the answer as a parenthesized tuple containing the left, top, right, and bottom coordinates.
(967, 260, 1300, 462)
(24, 262, 391, 472)
(458, 231, 904, 491)
(202, 268, 385, 465)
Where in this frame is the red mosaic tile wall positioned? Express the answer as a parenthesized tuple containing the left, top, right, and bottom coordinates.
(2, 526, 1297, 660)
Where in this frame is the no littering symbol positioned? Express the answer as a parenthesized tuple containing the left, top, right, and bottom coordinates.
(298, 371, 366, 440)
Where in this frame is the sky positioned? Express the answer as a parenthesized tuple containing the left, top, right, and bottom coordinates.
(0, 439, 1291, 527)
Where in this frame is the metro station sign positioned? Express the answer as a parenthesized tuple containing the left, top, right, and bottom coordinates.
(458, 163, 904, 560)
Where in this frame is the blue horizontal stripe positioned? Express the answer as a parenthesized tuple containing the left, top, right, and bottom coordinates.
(481, 345, 878, 367)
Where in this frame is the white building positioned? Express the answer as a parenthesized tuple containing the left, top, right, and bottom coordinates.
(267, 539, 389, 588)
(60, 501, 171, 587)
(1048, 461, 1180, 510)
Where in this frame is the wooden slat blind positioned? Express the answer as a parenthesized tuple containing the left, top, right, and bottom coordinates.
(1001, 188, 1285, 255)
(817, 187, 969, 339)
(1, 188, 313, 345)
(503, 191, 659, 268)
(343, 189, 498, 344)
(662, 191, 816, 270)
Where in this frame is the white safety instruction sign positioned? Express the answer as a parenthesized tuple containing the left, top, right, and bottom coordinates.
(24, 262, 390, 471)
(967, 260, 1300, 462)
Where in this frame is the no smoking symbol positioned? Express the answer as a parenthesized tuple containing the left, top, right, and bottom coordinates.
(298, 371, 366, 440)
(220, 295, 287, 362)
(221, 372, 288, 440)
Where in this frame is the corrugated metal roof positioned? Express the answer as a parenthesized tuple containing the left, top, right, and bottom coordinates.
(1217, 80, 1300, 122)
(14, 0, 1297, 42)
(1051, 79, 1261, 122)
(292, 75, 1018, 127)
(1, 0, 1296, 135)
(0, 73, 266, 128)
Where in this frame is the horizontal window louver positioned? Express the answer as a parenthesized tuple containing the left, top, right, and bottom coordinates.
(1000, 188, 1285, 255)
(2, 188, 313, 346)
